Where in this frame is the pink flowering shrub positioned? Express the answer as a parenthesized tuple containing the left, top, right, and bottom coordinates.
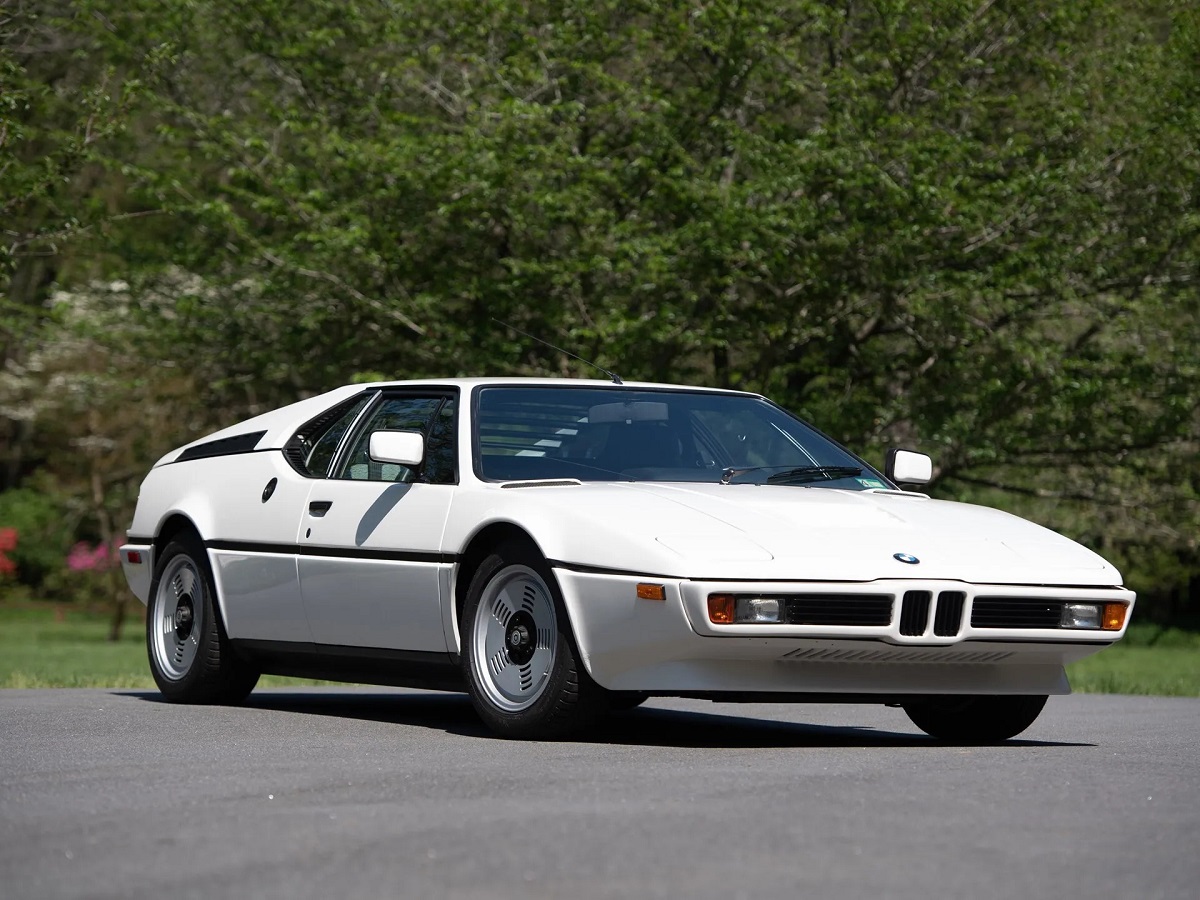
(66, 538, 122, 572)
(0, 527, 16, 577)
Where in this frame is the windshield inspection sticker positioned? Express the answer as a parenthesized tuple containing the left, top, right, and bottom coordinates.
(857, 478, 886, 489)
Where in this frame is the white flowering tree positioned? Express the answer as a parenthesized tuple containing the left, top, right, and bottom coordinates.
(0, 277, 201, 637)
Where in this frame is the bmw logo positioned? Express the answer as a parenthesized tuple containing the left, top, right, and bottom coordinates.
(893, 553, 920, 565)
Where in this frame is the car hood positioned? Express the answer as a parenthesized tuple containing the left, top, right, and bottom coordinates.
(533, 482, 1122, 586)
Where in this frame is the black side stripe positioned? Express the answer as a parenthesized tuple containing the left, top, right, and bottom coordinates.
(547, 558, 865, 583)
(205, 539, 457, 564)
(547, 558, 679, 579)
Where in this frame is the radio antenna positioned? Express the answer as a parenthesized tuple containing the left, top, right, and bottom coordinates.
(493, 319, 624, 385)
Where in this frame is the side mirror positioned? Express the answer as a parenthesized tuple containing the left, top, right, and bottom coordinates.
(885, 449, 933, 486)
(369, 430, 425, 467)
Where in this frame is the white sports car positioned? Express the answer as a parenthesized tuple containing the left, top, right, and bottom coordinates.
(120, 378, 1134, 741)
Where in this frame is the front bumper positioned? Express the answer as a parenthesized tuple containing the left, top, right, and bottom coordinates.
(555, 570, 1134, 695)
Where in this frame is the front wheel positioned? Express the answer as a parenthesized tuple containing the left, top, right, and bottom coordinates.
(146, 536, 259, 704)
(902, 694, 1048, 743)
(461, 544, 606, 738)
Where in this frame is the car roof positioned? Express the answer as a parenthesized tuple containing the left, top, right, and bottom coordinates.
(354, 376, 754, 393)
(158, 377, 760, 466)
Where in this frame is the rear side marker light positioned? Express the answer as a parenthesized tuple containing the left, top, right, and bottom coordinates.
(1102, 603, 1127, 631)
(636, 583, 665, 601)
(126, 550, 143, 565)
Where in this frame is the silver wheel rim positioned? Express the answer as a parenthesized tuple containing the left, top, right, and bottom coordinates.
(151, 556, 205, 681)
(471, 564, 557, 712)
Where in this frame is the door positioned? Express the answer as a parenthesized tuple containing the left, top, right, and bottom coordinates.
(209, 390, 376, 643)
(297, 392, 458, 651)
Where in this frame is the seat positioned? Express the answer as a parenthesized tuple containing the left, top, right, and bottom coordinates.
(596, 421, 685, 472)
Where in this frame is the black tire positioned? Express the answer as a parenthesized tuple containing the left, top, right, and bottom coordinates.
(461, 542, 607, 738)
(902, 694, 1048, 743)
(146, 535, 259, 704)
(607, 691, 650, 712)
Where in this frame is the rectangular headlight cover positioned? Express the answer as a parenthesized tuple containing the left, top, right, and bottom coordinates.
(735, 597, 783, 624)
(1060, 602, 1102, 629)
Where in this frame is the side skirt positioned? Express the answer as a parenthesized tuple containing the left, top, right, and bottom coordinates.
(231, 640, 466, 692)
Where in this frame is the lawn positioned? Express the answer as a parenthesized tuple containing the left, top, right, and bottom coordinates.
(0, 604, 1197, 695)
(1064, 623, 1200, 696)
(0, 605, 332, 689)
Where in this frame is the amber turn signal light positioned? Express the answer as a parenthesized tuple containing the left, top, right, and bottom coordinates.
(708, 593, 735, 624)
(636, 583, 666, 601)
(1102, 603, 1127, 631)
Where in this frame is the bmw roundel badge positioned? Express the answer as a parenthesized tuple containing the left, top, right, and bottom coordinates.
(893, 553, 920, 565)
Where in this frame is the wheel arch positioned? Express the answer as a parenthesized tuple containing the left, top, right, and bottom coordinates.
(154, 513, 203, 558)
(150, 512, 237, 634)
(453, 522, 547, 639)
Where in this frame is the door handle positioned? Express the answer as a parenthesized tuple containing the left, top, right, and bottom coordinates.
(308, 500, 333, 517)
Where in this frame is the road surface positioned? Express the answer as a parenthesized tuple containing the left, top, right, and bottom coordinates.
(1, 689, 1196, 899)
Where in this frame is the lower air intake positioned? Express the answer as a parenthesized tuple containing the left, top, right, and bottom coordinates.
(972, 596, 1066, 629)
(934, 591, 966, 636)
(900, 591, 932, 636)
(780, 594, 894, 627)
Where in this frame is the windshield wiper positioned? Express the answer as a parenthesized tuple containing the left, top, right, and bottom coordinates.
(767, 465, 862, 484)
(721, 464, 863, 485)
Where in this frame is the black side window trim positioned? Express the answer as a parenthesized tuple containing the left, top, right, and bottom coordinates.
(284, 390, 379, 478)
(424, 395, 460, 485)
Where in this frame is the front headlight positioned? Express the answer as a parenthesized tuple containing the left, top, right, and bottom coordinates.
(1060, 602, 1128, 631)
(1060, 603, 1102, 629)
(707, 594, 785, 624)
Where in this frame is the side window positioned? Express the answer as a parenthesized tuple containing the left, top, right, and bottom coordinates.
(335, 396, 445, 483)
(285, 394, 373, 477)
(423, 399, 457, 484)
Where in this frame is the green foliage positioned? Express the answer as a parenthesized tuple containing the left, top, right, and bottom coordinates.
(0, 487, 73, 588)
(0, 0, 1197, 619)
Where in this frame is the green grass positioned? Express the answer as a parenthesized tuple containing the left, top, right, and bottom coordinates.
(0, 604, 333, 689)
(1065, 623, 1200, 696)
(1, 604, 1197, 695)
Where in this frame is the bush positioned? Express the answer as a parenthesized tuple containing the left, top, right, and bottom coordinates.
(0, 488, 75, 591)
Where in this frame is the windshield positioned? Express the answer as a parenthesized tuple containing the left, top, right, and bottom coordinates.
(475, 386, 888, 489)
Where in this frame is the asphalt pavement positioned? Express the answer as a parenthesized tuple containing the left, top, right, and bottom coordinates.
(1, 688, 1197, 899)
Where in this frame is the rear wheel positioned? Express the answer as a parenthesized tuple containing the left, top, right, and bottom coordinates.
(462, 543, 606, 738)
(146, 535, 259, 704)
(902, 694, 1048, 742)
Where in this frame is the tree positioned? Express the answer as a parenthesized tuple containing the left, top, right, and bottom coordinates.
(2, 0, 1196, 618)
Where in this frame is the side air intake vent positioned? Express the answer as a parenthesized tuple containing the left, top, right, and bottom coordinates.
(177, 430, 267, 462)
